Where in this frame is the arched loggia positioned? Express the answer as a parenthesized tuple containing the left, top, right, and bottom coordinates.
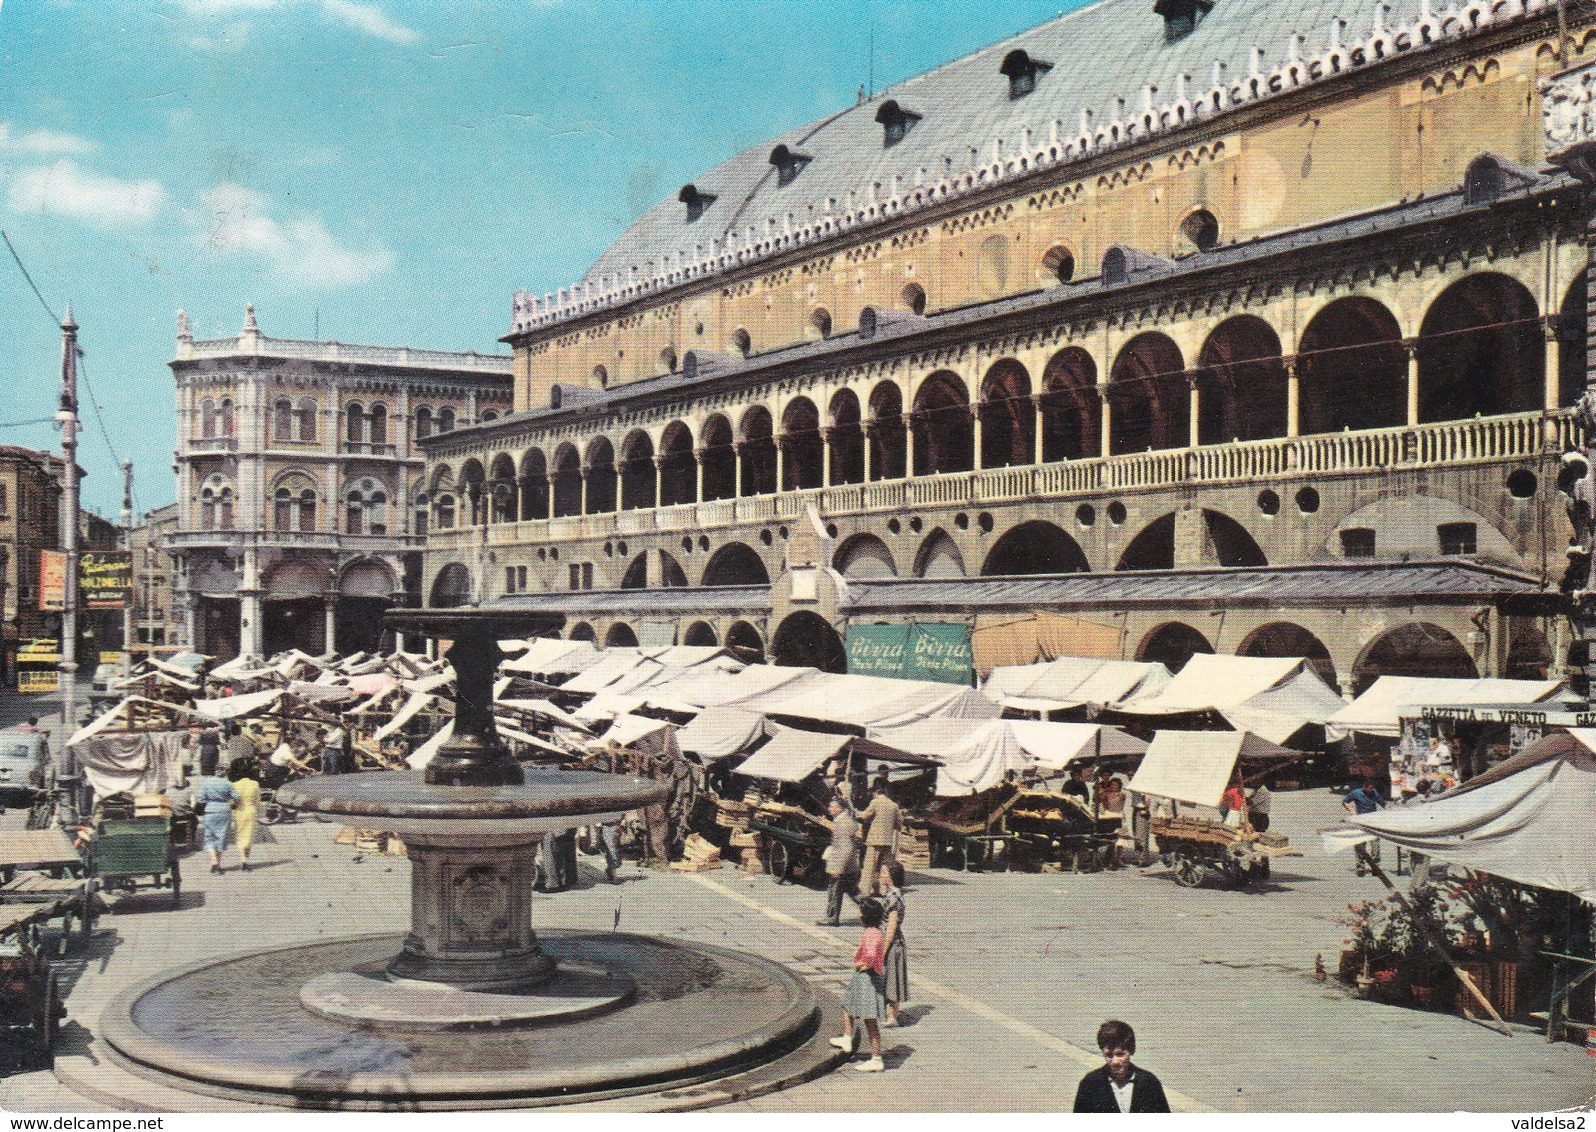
(1108, 333, 1186, 454)
(781, 397, 824, 491)
(700, 415, 736, 501)
(979, 359, 1035, 468)
(1297, 297, 1406, 435)
(620, 430, 655, 510)
(1039, 347, 1099, 462)
(739, 406, 777, 497)
(1196, 316, 1287, 444)
(912, 371, 974, 475)
(868, 381, 906, 480)
(828, 389, 866, 485)
(1417, 273, 1543, 423)
(660, 420, 697, 505)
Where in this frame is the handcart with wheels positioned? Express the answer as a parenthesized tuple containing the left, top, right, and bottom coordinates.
(91, 815, 181, 904)
(0, 903, 65, 1069)
(749, 805, 830, 885)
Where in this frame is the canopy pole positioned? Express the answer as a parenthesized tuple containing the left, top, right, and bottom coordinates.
(1363, 854, 1512, 1036)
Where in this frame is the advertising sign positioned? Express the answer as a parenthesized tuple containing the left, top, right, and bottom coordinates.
(38, 550, 66, 612)
(81, 551, 133, 609)
(845, 622, 974, 686)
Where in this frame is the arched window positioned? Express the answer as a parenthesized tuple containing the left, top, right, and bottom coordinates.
(481, 410, 498, 422)
(435, 493, 456, 530)
(415, 406, 433, 440)
(200, 488, 216, 530)
(274, 488, 294, 531)
(346, 479, 389, 535)
(731, 329, 752, 358)
(346, 402, 365, 444)
(368, 403, 387, 445)
(201, 475, 234, 530)
(200, 398, 217, 438)
(0, 483, 8, 515)
(438, 407, 456, 433)
(810, 308, 832, 341)
(219, 487, 235, 529)
(219, 398, 234, 436)
(298, 489, 316, 532)
(296, 398, 318, 442)
(274, 398, 293, 441)
(272, 473, 318, 532)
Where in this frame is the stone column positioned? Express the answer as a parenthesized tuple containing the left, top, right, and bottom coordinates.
(901, 414, 915, 478)
(1404, 339, 1420, 428)
(1285, 357, 1301, 439)
(323, 594, 338, 656)
(1187, 373, 1201, 449)
(863, 425, 875, 482)
(1098, 388, 1113, 457)
(819, 427, 833, 487)
(775, 440, 786, 493)
(183, 592, 198, 652)
(1545, 316, 1564, 413)
(652, 455, 664, 509)
(239, 546, 264, 659)
(694, 447, 706, 502)
(1031, 394, 1043, 466)
(579, 468, 590, 516)
(734, 443, 746, 497)
(971, 409, 984, 470)
(545, 472, 558, 519)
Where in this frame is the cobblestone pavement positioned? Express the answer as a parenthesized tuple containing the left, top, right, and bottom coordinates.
(0, 787, 1591, 1113)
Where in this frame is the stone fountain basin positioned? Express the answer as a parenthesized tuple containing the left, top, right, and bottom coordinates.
(277, 768, 666, 840)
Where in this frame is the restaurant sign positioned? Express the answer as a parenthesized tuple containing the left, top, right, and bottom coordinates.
(81, 551, 133, 609)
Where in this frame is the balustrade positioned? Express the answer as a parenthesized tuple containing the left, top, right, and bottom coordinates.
(429, 410, 1573, 551)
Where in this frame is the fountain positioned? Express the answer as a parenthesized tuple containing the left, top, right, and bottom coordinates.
(74, 612, 844, 1110)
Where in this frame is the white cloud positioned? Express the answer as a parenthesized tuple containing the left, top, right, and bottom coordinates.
(0, 123, 98, 155)
(7, 161, 167, 227)
(316, 0, 419, 45)
(195, 182, 392, 287)
(172, 0, 278, 15)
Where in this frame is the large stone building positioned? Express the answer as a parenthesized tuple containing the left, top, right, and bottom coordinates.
(423, 0, 1595, 694)
(170, 307, 512, 660)
(0, 445, 67, 681)
(128, 503, 179, 655)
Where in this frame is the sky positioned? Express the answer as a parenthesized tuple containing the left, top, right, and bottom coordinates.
(0, 0, 1087, 519)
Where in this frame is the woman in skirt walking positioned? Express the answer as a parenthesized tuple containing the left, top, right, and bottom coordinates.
(830, 898, 888, 1072)
(878, 862, 908, 1027)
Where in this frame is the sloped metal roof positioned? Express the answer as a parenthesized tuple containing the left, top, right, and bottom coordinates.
(581, 0, 1468, 289)
(841, 560, 1551, 613)
(489, 585, 770, 616)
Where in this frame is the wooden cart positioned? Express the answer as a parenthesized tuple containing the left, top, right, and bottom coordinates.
(1151, 814, 1296, 889)
(0, 902, 67, 1069)
(917, 785, 1121, 872)
(92, 816, 181, 904)
(749, 805, 831, 885)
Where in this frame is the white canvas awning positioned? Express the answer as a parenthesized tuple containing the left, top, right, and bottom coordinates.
(751, 672, 1000, 731)
(1115, 654, 1345, 743)
(601, 713, 673, 749)
(645, 664, 817, 713)
(406, 721, 452, 769)
(372, 691, 436, 741)
(191, 688, 285, 721)
(865, 717, 1147, 796)
(1326, 676, 1567, 739)
(675, 707, 770, 760)
(1327, 730, 1596, 902)
(496, 698, 593, 733)
(501, 638, 603, 676)
(1127, 730, 1296, 808)
(983, 656, 1172, 711)
(734, 727, 850, 783)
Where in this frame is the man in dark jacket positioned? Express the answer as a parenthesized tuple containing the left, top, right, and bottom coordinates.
(1073, 1019, 1171, 1113)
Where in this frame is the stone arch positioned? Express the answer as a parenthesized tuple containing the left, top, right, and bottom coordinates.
(569, 621, 597, 643)
(584, 436, 617, 514)
(772, 611, 846, 673)
(979, 358, 1035, 468)
(263, 558, 327, 598)
(912, 370, 974, 475)
(1039, 346, 1099, 462)
(1196, 315, 1287, 444)
(659, 551, 688, 588)
(1417, 272, 1542, 423)
(867, 381, 907, 480)
(725, 620, 765, 664)
(339, 558, 397, 598)
(519, 448, 549, 520)
(488, 453, 517, 523)
(700, 415, 736, 501)
(620, 429, 656, 511)
(429, 563, 471, 609)
(605, 622, 639, 648)
(780, 397, 824, 491)
(913, 528, 966, 578)
(1297, 296, 1406, 435)
(982, 520, 1089, 576)
(429, 463, 454, 493)
(273, 396, 294, 441)
(552, 443, 582, 517)
(1109, 332, 1186, 454)
(739, 405, 777, 496)
(702, 542, 770, 587)
(1352, 622, 1478, 695)
(1559, 275, 1587, 409)
(1117, 514, 1176, 571)
(620, 553, 648, 590)
(1117, 510, 1266, 571)
(834, 532, 897, 579)
(828, 389, 866, 486)
(683, 621, 718, 647)
(659, 421, 696, 506)
(1136, 622, 1213, 673)
(1237, 621, 1337, 688)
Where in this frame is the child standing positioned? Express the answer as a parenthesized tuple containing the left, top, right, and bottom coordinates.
(830, 897, 888, 1072)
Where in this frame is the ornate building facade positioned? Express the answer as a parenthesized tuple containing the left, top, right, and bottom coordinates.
(423, 0, 1594, 693)
(0, 445, 67, 681)
(170, 307, 512, 660)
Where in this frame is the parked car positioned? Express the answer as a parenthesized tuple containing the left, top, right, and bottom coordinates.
(0, 728, 49, 804)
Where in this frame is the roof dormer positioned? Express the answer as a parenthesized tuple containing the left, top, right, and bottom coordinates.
(678, 183, 717, 223)
(1153, 0, 1213, 44)
(874, 100, 921, 148)
(999, 49, 1052, 100)
(769, 144, 813, 187)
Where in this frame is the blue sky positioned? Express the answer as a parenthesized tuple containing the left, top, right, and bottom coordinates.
(0, 0, 1084, 518)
